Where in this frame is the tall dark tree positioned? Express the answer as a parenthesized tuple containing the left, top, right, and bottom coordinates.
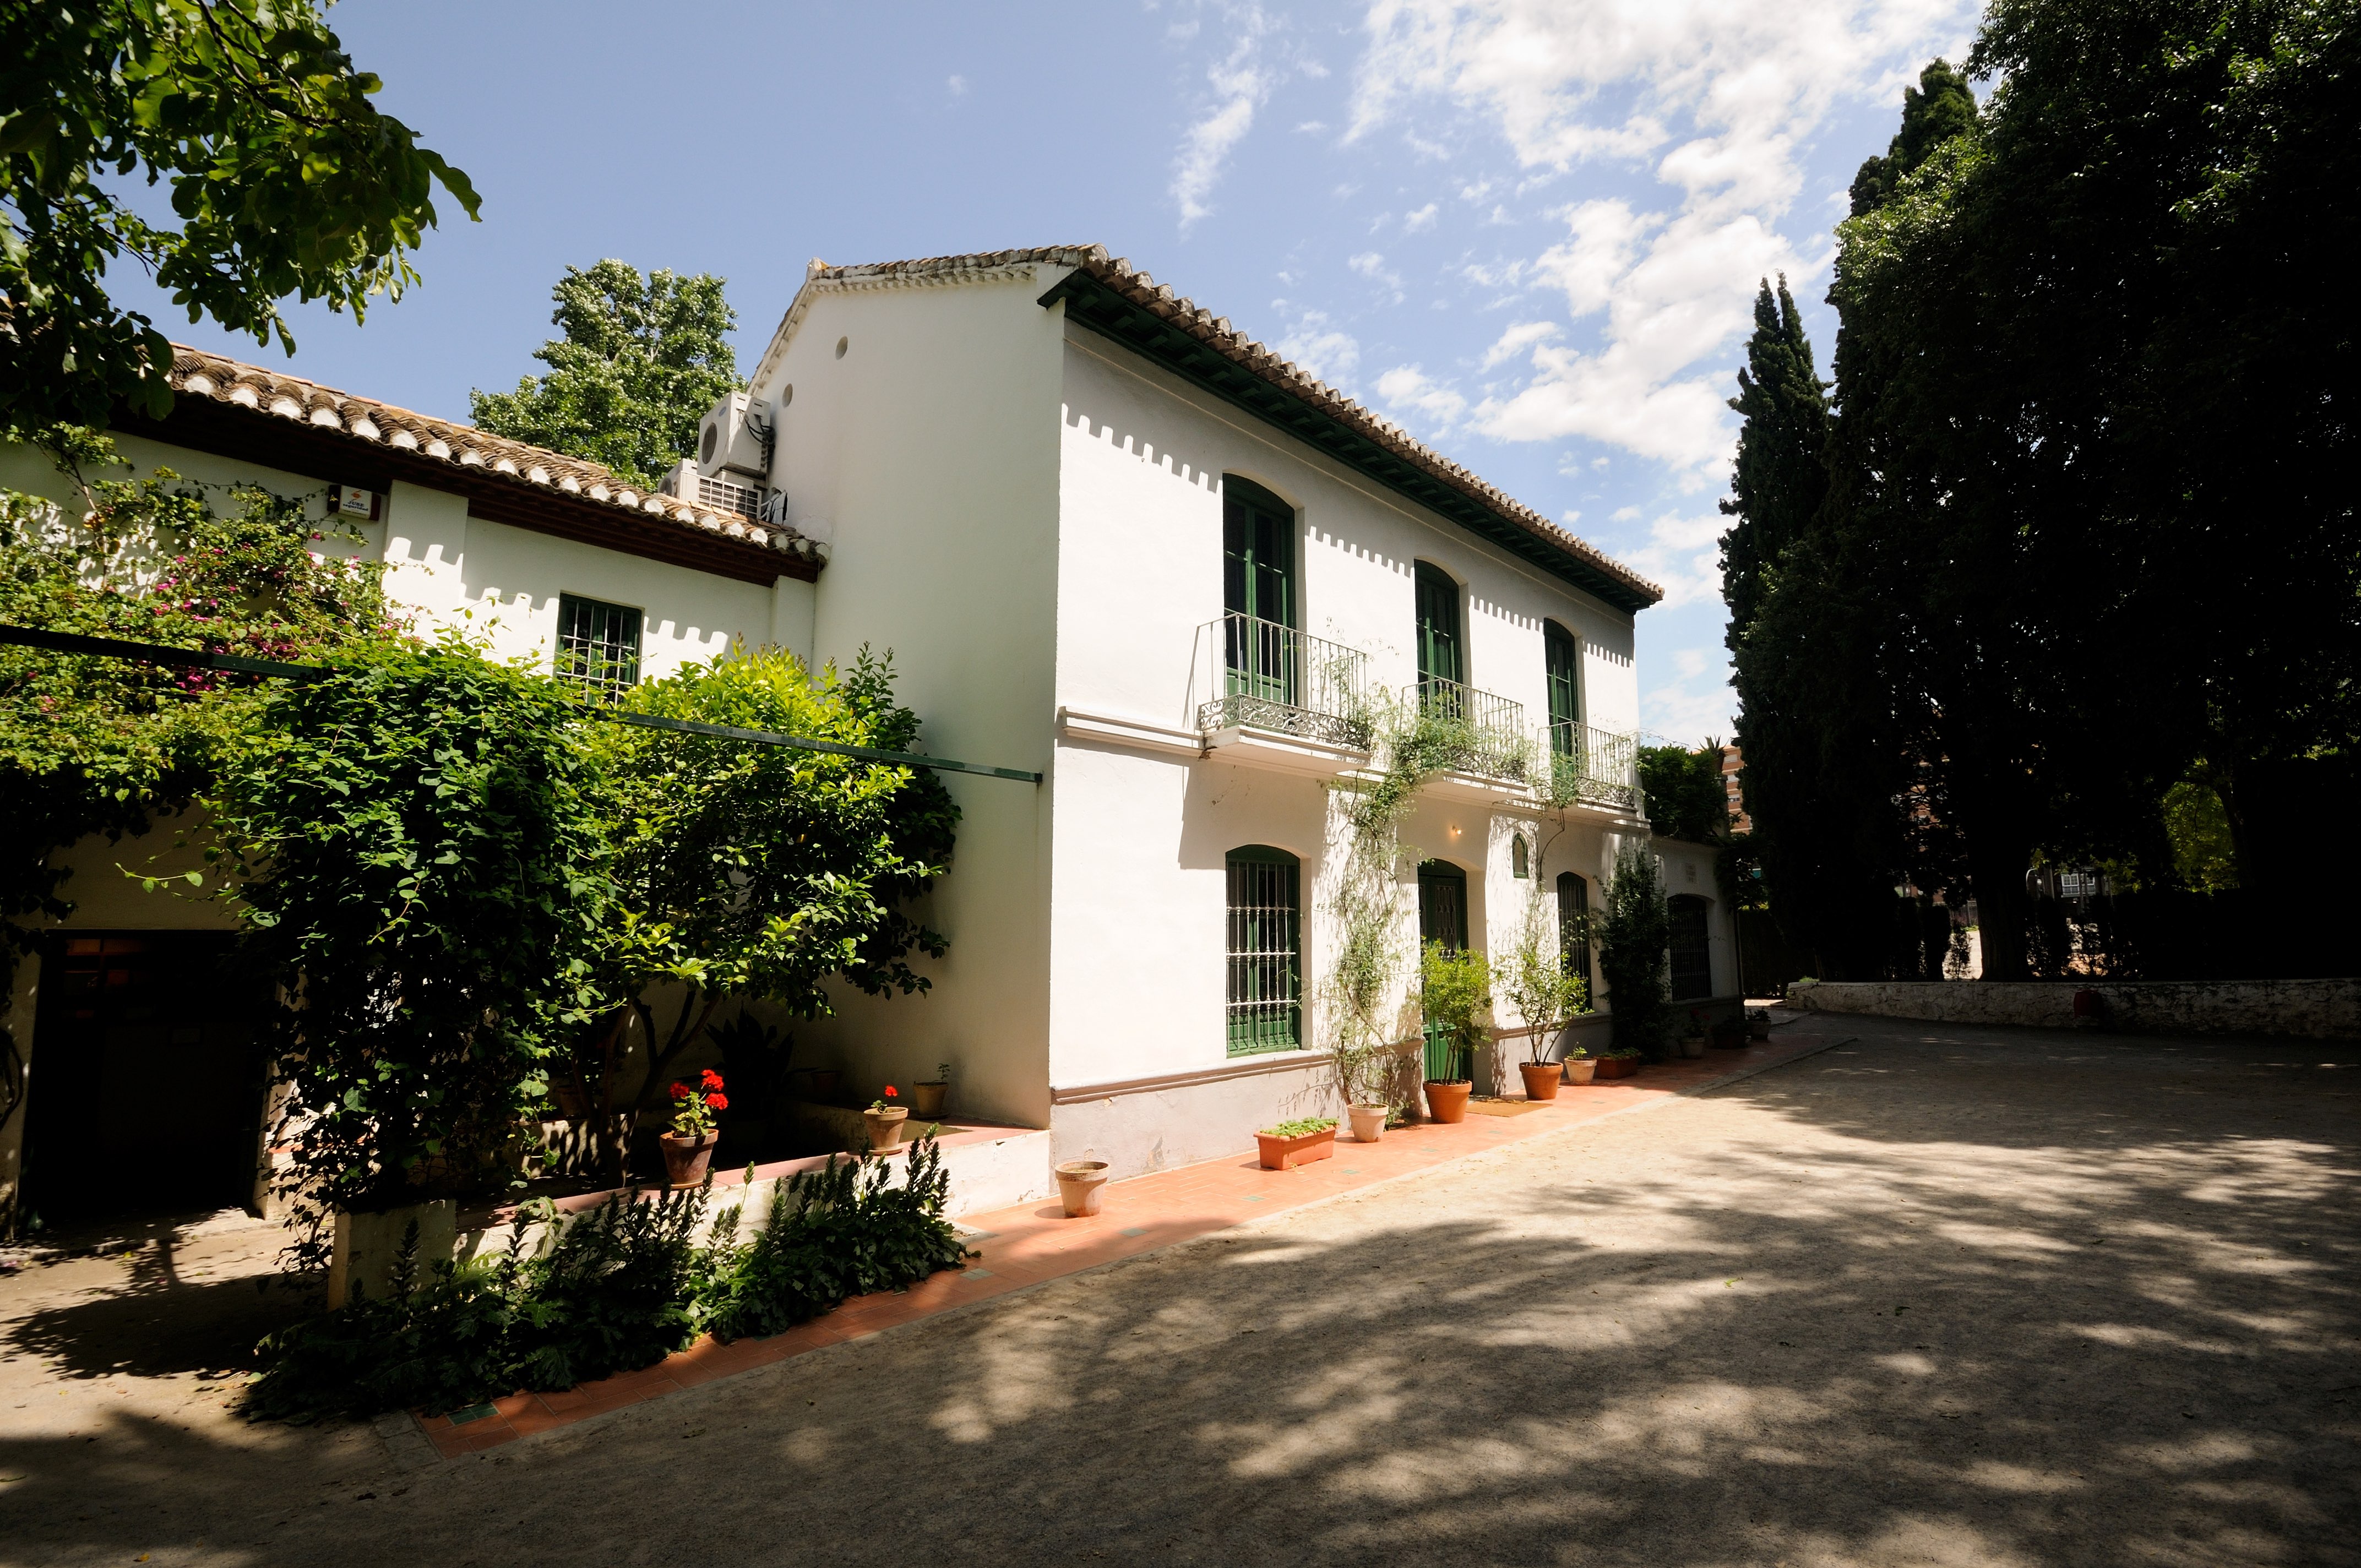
(1847, 59, 1978, 216)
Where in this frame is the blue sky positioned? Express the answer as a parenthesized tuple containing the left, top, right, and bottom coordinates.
(111, 0, 1981, 742)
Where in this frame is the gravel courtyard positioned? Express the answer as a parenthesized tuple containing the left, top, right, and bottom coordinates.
(4, 1015, 2356, 1567)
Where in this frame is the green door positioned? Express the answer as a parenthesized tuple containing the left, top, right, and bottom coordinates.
(1418, 860, 1470, 1081)
(1545, 620, 1580, 756)
(1224, 477, 1296, 705)
(1415, 562, 1462, 715)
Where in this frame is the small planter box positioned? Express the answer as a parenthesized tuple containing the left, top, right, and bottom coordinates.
(1255, 1125, 1338, 1170)
(1593, 1057, 1639, 1080)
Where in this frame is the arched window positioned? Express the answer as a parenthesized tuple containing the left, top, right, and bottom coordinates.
(1413, 562, 1462, 695)
(1223, 477, 1298, 709)
(1511, 833, 1530, 879)
(1226, 846, 1301, 1055)
(1668, 894, 1713, 1000)
(1544, 620, 1580, 756)
(1557, 872, 1591, 983)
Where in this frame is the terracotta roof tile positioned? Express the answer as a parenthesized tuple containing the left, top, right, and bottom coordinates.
(162, 345, 819, 562)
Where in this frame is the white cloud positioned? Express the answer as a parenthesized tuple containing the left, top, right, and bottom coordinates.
(1479, 318, 1559, 368)
(1403, 202, 1439, 232)
(1276, 308, 1361, 388)
(945, 74, 969, 99)
(1348, 251, 1405, 297)
(1346, 0, 1977, 471)
(1375, 365, 1468, 428)
(1172, 10, 1279, 228)
(1617, 508, 1727, 608)
(1644, 662, 1738, 746)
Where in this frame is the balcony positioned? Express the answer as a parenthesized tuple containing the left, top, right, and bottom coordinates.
(1194, 614, 1373, 753)
(1409, 678, 1531, 783)
(1546, 721, 1640, 811)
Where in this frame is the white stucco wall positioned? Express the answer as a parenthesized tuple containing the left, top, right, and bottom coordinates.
(1038, 291, 1649, 1156)
(744, 270, 1066, 1133)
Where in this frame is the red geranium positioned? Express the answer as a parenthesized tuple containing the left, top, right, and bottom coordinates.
(670, 1081, 691, 1101)
(706, 1092, 729, 1112)
(884, 1085, 898, 1098)
(700, 1069, 725, 1091)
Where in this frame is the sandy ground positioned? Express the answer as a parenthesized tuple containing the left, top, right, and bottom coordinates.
(2, 1015, 2356, 1567)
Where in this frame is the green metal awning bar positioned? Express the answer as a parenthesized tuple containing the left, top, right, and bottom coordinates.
(0, 624, 1042, 785)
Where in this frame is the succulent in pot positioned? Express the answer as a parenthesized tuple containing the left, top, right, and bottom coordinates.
(1563, 1044, 1596, 1085)
(911, 1062, 951, 1119)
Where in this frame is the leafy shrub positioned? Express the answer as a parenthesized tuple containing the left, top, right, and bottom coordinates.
(1599, 843, 1674, 1060)
(1418, 941, 1492, 1082)
(1259, 1117, 1337, 1139)
(247, 1136, 969, 1419)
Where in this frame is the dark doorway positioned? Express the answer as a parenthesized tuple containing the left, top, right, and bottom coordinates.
(1418, 861, 1471, 1081)
(1668, 895, 1713, 1000)
(20, 933, 270, 1231)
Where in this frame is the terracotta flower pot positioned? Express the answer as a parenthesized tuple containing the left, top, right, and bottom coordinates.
(911, 1081, 949, 1119)
(1424, 1080, 1472, 1123)
(1056, 1159, 1110, 1217)
(1565, 1058, 1596, 1085)
(862, 1106, 910, 1152)
(659, 1130, 718, 1187)
(1594, 1057, 1636, 1080)
(1519, 1061, 1563, 1102)
(1748, 1020, 1770, 1041)
(1255, 1125, 1338, 1170)
(1347, 1103, 1389, 1143)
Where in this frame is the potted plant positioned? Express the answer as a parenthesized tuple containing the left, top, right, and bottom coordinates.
(863, 1085, 909, 1152)
(1056, 1158, 1110, 1217)
(1563, 1044, 1596, 1085)
(1347, 1103, 1389, 1143)
(1595, 1047, 1641, 1080)
(1419, 941, 1490, 1124)
(1678, 1015, 1708, 1059)
(1496, 894, 1592, 1103)
(1747, 1006, 1772, 1041)
(912, 1063, 950, 1120)
(1255, 1116, 1339, 1170)
(660, 1069, 727, 1185)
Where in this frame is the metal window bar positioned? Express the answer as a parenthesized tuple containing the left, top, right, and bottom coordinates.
(1545, 722, 1641, 810)
(696, 476, 763, 520)
(1410, 678, 1527, 782)
(1226, 856, 1302, 1055)
(556, 595, 643, 694)
(1195, 614, 1372, 749)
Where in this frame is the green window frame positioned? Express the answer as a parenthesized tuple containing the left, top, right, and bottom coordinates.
(1223, 477, 1297, 707)
(1558, 872, 1591, 983)
(1226, 845, 1302, 1055)
(1414, 562, 1462, 693)
(1545, 620, 1580, 755)
(556, 592, 644, 694)
(1417, 859, 1471, 1081)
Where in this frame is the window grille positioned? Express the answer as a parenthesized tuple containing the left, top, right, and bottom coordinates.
(1558, 872, 1591, 983)
(556, 593, 643, 694)
(1226, 847, 1301, 1055)
(1668, 894, 1712, 1000)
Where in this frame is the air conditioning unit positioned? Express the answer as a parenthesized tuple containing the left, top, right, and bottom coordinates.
(697, 391, 771, 482)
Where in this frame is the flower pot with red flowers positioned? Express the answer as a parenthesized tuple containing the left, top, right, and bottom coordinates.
(863, 1085, 910, 1153)
(661, 1070, 728, 1186)
(1255, 1117, 1338, 1170)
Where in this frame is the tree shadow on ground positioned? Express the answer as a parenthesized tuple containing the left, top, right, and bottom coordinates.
(1, 1023, 2355, 1566)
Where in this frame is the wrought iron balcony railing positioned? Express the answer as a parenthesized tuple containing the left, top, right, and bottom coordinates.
(1194, 614, 1374, 750)
(1543, 721, 1640, 810)
(1408, 678, 1530, 782)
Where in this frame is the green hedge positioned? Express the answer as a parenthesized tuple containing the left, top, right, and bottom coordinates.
(248, 1135, 971, 1421)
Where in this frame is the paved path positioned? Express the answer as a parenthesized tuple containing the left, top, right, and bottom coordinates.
(4, 1016, 2357, 1566)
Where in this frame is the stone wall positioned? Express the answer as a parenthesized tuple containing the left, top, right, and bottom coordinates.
(1787, 979, 2360, 1040)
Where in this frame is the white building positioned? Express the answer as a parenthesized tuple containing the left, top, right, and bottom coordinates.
(1, 244, 1742, 1229)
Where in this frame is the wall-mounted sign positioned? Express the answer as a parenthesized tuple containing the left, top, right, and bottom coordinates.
(328, 484, 381, 521)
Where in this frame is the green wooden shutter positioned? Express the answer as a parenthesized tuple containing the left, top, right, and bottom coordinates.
(1223, 478, 1297, 706)
(1557, 872, 1591, 983)
(1545, 621, 1579, 755)
(1414, 563, 1461, 692)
